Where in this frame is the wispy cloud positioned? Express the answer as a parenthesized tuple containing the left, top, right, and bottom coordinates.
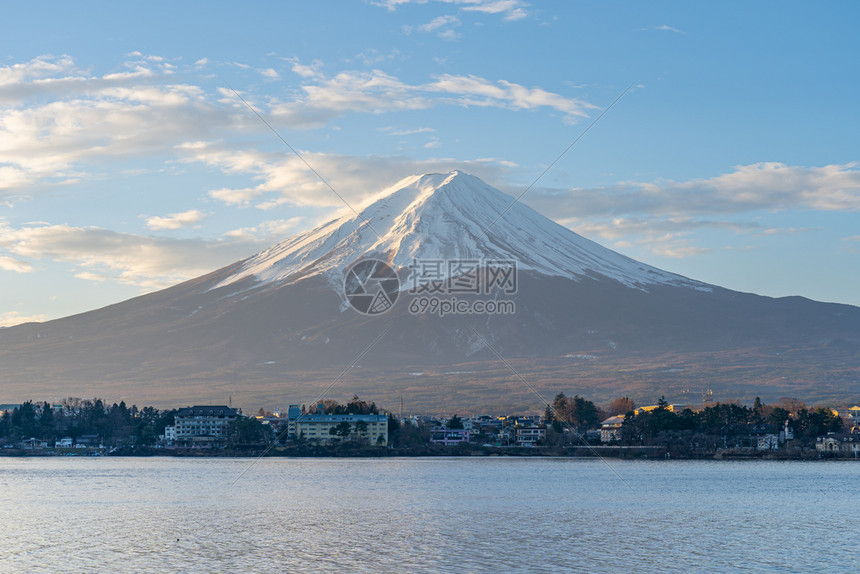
(530, 162, 860, 258)
(285, 57, 323, 79)
(179, 142, 514, 210)
(757, 227, 817, 236)
(459, 0, 528, 21)
(375, 0, 528, 21)
(0, 221, 262, 290)
(145, 210, 209, 231)
(258, 67, 280, 80)
(354, 49, 402, 66)
(275, 65, 595, 127)
(380, 126, 435, 136)
(0, 311, 48, 327)
(528, 163, 860, 222)
(0, 54, 589, 200)
(0, 255, 33, 272)
(0, 55, 230, 197)
(653, 24, 686, 34)
(224, 218, 305, 241)
(404, 15, 462, 39)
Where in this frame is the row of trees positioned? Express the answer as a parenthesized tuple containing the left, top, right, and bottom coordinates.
(300, 395, 380, 416)
(0, 399, 176, 446)
(618, 397, 843, 448)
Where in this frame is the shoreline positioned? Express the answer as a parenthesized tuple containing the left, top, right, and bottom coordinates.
(3, 444, 857, 461)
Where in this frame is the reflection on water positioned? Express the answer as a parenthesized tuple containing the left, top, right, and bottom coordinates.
(0, 457, 857, 572)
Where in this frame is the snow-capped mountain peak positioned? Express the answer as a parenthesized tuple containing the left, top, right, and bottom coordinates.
(213, 171, 706, 292)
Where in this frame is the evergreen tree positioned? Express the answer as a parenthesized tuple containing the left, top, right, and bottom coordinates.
(446, 415, 464, 429)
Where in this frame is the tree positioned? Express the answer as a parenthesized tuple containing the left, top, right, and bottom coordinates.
(329, 395, 379, 415)
(753, 397, 763, 413)
(329, 421, 352, 439)
(12, 402, 38, 438)
(550, 392, 568, 422)
(794, 407, 843, 439)
(780, 397, 807, 416)
(649, 400, 678, 434)
(767, 407, 790, 428)
(543, 403, 554, 424)
(551, 394, 600, 430)
(39, 402, 55, 440)
(608, 397, 636, 416)
(446, 415, 464, 429)
(232, 417, 267, 445)
(354, 420, 368, 436)
(387, 414, 402, 447)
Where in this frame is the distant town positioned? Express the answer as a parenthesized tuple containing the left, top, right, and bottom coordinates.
(1, 394, 859, 459)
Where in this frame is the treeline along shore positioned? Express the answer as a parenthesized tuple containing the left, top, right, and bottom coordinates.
(1, 393, 858, 460)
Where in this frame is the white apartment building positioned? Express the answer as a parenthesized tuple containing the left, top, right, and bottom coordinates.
(173, 405, 239, 447)
(293, 410, 388, 445)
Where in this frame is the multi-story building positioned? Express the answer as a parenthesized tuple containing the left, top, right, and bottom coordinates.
(600, 415, 626, 443)
(292, 406, 388, 445)
(284, 404, 302, 439)
(173, 405, 240, 447)
(430, 428, 470, 446)
(515, 426, 546, 447)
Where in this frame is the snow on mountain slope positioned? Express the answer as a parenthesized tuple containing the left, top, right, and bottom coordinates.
(214, 171, 708, 292)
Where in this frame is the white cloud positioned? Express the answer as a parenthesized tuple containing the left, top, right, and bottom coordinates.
(224, 218, 305, 240)
(380, 126, 435, 136)
(0, 55, 233, 198)
(405, 15, 462, 38)
(757, 227, 816, 236)
(526, 163, 860, 223)
(1, 54, 589, 199)
(272, 67, 594, 127)
(208, 186, 264, 207)
(528, 162, 860, 258)
(0, 222, 262, 290)
(0, 311, 48, 328)
(75, 271, 107, 282)
(0, 255, 32, 272)
(183, 142, 515, 211)
(355, 49, 401, 66)
(145, 210, 209, 230)
(654, 24, 686, 34)
(421, 15, 460, 31)
(287, 58, 323, 79)
(374, 0, 528, 21)
(258, 68, 280, 80)
(459, 0, 528, 21)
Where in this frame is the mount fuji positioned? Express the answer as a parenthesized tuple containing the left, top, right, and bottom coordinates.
(1, 171, 858, 412)
(214, 171, 703, 293)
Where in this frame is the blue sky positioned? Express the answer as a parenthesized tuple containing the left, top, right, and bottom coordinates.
(1, 1, 858, 326)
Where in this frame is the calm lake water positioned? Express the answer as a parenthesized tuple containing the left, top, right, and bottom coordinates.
(0, 457, 857, 573)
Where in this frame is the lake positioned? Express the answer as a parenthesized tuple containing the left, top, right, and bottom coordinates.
(0, 457, 857, 572)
